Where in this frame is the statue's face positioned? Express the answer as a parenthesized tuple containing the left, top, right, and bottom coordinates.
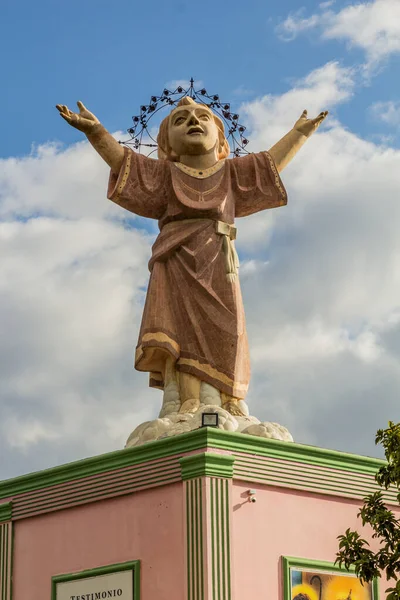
(168, 105, 220, 157)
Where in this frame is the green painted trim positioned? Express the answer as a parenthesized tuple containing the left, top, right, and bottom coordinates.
(0, 428, 387, 502)
(190, 481, 195, 600)
(210, 479, 216, 598)
(51, 560, 140, 600)
(225, 479, 232, 600)
(16, 462, 180, 510)
(205, 430, 385, 475)
(180, 452, 235, 480)
(234, 457, 398, 504)
(0, 504, 12, 524)
(9, 524, 14, 600)
(373, 576, 380, 600)
(0, 521, 12, 600)
(0, 430, 211, 499)
(199, 480, 204, 600)
(186, 479, 204, 600)
(1, 524, 5, 600)
(214, 480, 220, 600)
(185, 481, 191, 600)
(282, 556, 379, 600)
(210, 478, 232, 600)
(12, 469, 181, 520)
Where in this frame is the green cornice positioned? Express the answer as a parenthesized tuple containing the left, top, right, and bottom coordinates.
(0, 428, 210, 499)
(0, 428, 386, 501)
(180, 452, 235, 480)
(0, 502, 12, 523)
(204, 429, 385, 475)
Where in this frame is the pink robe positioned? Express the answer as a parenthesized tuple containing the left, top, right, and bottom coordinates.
(108, 147, 287, 399)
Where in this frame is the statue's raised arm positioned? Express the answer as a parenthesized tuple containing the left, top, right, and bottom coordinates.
(268, 109, 328, 173)
(56, 101, 125, 173)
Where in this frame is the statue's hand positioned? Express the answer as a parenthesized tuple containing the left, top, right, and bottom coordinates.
(293, 109, 328, 138)
(56, 101, 100, 134)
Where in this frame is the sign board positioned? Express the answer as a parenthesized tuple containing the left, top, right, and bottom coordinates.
(52, 561, 138, 600)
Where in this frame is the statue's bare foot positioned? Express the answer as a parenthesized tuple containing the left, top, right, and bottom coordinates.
(222, 400, 247, 417)
(221, 393, 249, 417)
(179, 398, 201, 414)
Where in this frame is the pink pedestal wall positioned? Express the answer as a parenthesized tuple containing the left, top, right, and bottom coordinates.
(0, 429, 397, 600)
(12, 483, 185, 600)
(231, 482, 386, 600)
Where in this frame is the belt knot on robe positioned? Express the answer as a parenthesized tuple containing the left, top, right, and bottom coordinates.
(161, 219, 240, 282)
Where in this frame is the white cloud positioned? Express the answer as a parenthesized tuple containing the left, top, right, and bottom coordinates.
(236, 61, 354, 250)
(233, 61, 400, 455)
(370, 100, 400, 127)
(3, 417, 60, 450)
(241, 61, 353, 143)
(0, 141, 161, 476)
(277, 10, 323, 41)
(277, 0, 400, 69)
(0, 138, 123, 221)
(251, 319, 382, 364)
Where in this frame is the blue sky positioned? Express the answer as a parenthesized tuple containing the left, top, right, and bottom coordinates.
(1, 0, 399, 158)
(2, 0, 400, 477)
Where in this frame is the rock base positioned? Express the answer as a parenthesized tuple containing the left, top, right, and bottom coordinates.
(125, 394, 293, 448)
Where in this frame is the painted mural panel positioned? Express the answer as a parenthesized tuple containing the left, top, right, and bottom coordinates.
(284, 558, 376, 600)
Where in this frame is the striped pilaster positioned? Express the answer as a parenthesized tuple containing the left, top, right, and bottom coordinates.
(208, 477, 232, 600)
(185, 478, 205, 600)
(0, 503, 13, 600)
(180, 452, 235, 600)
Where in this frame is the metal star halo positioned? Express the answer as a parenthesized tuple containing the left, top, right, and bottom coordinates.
(119, 78, 250, 158)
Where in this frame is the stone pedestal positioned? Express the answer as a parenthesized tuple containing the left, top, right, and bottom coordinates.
(0, 429, 396, 600)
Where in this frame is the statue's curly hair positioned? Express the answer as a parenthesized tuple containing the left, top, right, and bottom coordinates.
(157, 96, 230, 161)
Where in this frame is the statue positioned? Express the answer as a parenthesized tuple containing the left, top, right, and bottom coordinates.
(56, 92, 327, 444)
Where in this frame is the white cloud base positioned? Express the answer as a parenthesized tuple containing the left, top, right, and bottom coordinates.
(125, 380, 293, 447)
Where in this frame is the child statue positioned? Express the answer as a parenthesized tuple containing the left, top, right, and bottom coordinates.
(56, 97, 327, 419)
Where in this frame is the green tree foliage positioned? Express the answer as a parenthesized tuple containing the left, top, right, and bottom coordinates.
(336, 422, 400, 600)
